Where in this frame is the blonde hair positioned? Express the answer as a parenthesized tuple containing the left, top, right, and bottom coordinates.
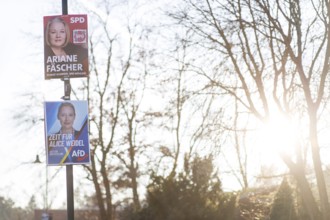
(45, 17, 71, 47)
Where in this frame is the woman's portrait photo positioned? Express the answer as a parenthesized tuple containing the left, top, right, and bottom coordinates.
(44, 15, 88, 79)
(44, 101, 90, 165)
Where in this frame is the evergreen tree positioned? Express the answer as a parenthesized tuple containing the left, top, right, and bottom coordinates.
(0, 196, 26, 220)
(0, 196, 14, 220)
(133, 156, 237, 220)
(25, 196, 38, 220)
(269, 178, 298, 220)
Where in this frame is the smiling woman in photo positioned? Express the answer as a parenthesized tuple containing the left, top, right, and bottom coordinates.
(44, 16, 88, 78)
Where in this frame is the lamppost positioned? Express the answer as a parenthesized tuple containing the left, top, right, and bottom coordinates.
(34, 155, 51, 220)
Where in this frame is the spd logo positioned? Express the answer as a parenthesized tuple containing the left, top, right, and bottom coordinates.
(73, 29, 87, 44)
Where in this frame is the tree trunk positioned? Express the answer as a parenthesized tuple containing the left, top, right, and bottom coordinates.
(309, 111, 330, 220)
(281, 154, 321, 219)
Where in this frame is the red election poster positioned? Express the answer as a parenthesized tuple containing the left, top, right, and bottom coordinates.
(44, 14, 88, 79)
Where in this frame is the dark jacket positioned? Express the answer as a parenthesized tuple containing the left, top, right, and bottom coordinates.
(44, 43, 88, 79)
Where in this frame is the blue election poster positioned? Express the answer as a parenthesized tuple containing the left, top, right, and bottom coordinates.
(44, 100, 90, 165)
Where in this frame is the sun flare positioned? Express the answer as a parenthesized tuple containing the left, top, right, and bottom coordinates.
(255, 112, 299, 165)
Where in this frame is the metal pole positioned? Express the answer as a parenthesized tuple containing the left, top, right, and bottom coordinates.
(66, 165, 74, 220)
(62, 0, 68, 15)
(63, 79, 74, 220)
(62, 1, 74, 220)
(46, 165, 48, 212)
(64, 77, 74, 220)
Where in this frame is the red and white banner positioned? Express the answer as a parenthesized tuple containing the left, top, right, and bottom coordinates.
(43, 14, 88, 79)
